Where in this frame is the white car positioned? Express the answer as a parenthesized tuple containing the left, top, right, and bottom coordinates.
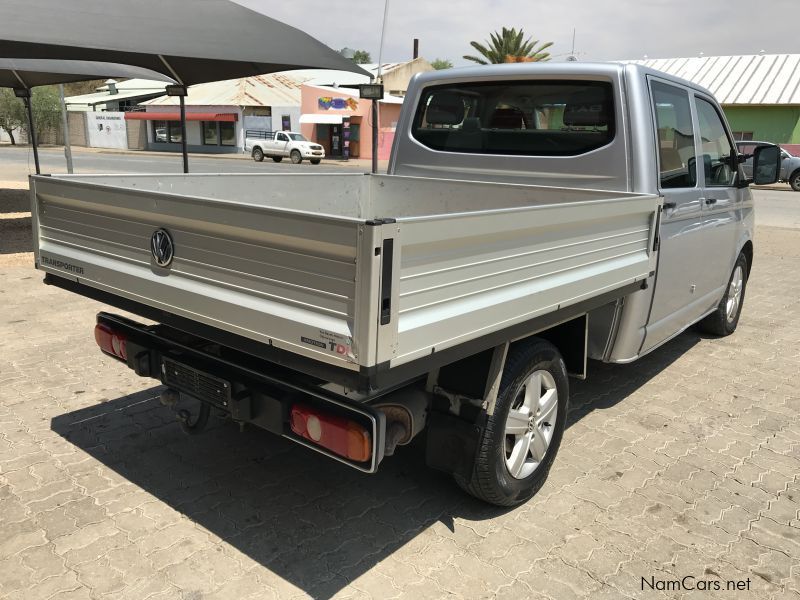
(245, 131, 325, 165)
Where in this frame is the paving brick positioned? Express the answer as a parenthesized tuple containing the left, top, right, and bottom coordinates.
(2, 222, 800, 598)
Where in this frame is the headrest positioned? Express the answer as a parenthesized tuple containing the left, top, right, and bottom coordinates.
(490, 108, 526, 129)
(424, 92, 465, 126)
(563, 88, 611, 127)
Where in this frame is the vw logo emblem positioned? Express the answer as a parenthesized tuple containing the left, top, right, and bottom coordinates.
(150, 228, 174, 267)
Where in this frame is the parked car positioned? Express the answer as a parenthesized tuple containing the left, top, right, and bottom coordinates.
(737, 141, 800, 191)
(244, 130, 324, 165)
(29, 63, 782, 506)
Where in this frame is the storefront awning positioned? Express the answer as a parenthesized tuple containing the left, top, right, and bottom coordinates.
(125, 112, 237, 122)
(299, 114, 343, 125)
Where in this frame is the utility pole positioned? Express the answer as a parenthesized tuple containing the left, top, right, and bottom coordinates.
(59, 84, 74, 174)
(372, 0, 391, 174)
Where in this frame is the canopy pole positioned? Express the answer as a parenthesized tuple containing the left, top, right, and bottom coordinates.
(24, 94, 40, 175)
(179, 94, 188, 173)
(11, 70, 40, 175)
(59, 84, 74, 174)
(159, 56, 189, 174)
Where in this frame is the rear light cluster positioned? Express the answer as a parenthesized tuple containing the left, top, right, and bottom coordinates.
(94, 324, 128, 361)
(290, 404, 371, 463)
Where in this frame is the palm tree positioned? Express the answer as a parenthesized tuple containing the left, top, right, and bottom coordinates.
(464, 27, 553, 65)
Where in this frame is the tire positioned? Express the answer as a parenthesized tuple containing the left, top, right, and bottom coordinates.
(290, 150, 302, 164)
(457, 339, 569, 506)
(252, 147, 264, 162)
(790, 169, 800, 192)
(272, 156, 283, 163)
(310, 159, 321, 165)
(697, 252, 748, 336)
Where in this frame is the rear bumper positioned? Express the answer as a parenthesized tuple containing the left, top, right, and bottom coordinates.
(97, 312, 386, 473)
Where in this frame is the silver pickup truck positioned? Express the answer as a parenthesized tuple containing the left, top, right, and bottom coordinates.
(30, 63, 782, 506)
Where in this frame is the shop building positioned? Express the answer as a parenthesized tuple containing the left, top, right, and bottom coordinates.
(299, 84, 404, 160)
(129, 74, 303, 153)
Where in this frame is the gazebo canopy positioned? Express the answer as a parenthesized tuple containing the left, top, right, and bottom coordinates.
(0, 58, 174, 89)
(0, 0, 369, 86)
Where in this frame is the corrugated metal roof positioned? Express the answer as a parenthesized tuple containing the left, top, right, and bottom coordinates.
(629, 54, 800, 105)
(145, 73, 303, 108)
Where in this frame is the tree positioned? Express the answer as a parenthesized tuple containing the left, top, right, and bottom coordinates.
(0, 89, 26, 145)
(431, 58, 454, 70)
(339, 48, 372, 64)
(351, 50, 372, 64)
(0, 86, 62, 146)
(463, 27, 553, 65)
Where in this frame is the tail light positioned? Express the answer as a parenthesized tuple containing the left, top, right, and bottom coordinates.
(94, 324, 128, 361)
(290, 404, 371, 462)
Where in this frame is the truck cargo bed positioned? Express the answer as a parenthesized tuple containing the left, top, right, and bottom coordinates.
(31, 172, 660, 386)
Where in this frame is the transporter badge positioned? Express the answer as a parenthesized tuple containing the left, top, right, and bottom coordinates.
(150, 228, 174, 267)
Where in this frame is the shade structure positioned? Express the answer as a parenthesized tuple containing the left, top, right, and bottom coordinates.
(0, 59, 175, 175)
(0, 58, 174, 89)
(0, 0, 370, 86)
(0, 0, 369, 173)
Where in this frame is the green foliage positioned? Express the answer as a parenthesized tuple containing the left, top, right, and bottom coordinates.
(351, 50, 372, 64)
(0, 89, 26, 144)
(431, 58, 454, 70)
(463, 27, 553, 65)
(0, 86, 62, 145)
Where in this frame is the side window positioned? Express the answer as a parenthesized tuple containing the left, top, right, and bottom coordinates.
(651, 81, 697, 189)
(695, 97, 737, 187)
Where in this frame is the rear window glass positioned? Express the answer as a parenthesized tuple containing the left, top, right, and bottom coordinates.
(411, 80, 615, 157)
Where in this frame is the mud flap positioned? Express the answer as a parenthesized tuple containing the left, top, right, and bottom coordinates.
(424, 410, 483, 480)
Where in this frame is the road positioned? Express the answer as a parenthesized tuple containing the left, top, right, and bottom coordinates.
(752, 186, 800, 228)
(0, 145, 363, 183)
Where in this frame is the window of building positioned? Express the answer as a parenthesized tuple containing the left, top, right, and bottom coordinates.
(152, 120, 168, 143)
(696, 96, 737, 187)
(651, 81, 697, 189)
(732, 131, 754, 141)
(202, 122, 218, 145)
(220, 122, 236, 146)
(411, 80, 615, 156)
(167, 121, 182, 144)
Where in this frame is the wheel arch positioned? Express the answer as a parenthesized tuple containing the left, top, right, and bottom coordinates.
(739, 239, 754, 278)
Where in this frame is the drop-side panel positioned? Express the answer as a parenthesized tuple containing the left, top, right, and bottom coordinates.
(32, 177, 366, 370)
(390, 195, 659, 366)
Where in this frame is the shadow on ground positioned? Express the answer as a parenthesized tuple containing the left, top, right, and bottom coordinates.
(51, 330, 701, 597)
(0, 187, 29, 213)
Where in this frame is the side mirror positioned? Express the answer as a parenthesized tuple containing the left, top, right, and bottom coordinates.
(752, 144, 781, 185)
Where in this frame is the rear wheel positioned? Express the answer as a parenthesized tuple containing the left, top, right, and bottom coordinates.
(790, 169, 800, 192)
(697, 252, 748, 336)
(252, 147, 264, 162)
(457, 339, 569, 506)
(272, 156, 283, 163)
(290, 150, 302, 164)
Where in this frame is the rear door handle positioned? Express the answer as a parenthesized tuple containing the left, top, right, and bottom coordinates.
(700, 197, 718, 205)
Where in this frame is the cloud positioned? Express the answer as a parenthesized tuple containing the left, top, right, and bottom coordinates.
(236, 0, 797, 64)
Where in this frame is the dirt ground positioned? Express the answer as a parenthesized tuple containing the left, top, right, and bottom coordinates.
(0, 184, 34, 268)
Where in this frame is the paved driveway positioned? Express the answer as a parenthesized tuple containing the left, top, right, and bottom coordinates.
(1, 189, 799, 598)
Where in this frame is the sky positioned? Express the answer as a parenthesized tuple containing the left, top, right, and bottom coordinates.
(237, 0, 796, 65)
